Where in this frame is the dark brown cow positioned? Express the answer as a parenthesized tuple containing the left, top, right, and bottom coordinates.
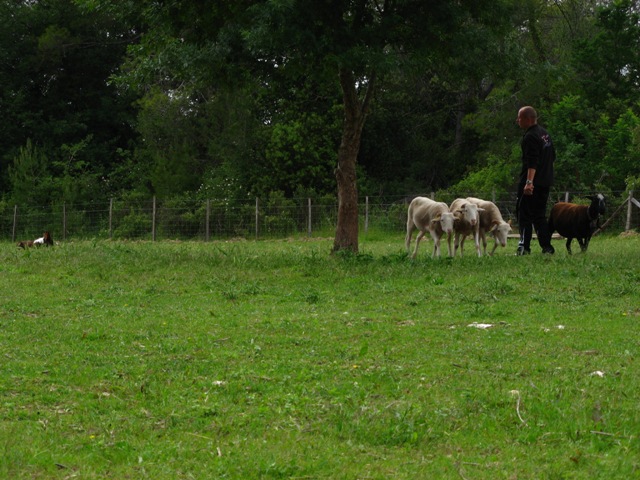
(548, 195, 605, 254)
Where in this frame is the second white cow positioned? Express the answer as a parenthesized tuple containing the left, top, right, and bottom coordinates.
(466, 197, 512, 256)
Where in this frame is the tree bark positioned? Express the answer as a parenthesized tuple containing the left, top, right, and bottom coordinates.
(332, 68, 375, 254)
(333, 117, 360, 253)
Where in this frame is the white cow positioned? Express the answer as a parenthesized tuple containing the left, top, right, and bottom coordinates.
(405, 197, 455, 258)
(466, 197, 512, 256)
(450, 198, 483, 257)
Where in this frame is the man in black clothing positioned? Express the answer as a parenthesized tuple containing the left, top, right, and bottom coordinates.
(516, 106, 555, 255)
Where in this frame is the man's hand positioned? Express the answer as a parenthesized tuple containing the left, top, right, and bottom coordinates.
(524, 183, 534, 196)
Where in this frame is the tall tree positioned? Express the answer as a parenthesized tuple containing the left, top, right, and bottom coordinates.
(245, 0, 514, 252)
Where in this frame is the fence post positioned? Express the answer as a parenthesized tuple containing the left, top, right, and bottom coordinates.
(565, 191, 569, 202)
(109, 198, 113, 239)
(255, 198, 259, 240)
(152, 196, 157, 241)
(307, 198, 312, 237)
(430, 192, 435, 200)
(206, 199, 211, 242)
(62, 203, 67, 241)
(12, 205, 17, 242)
(365, 196, 369, 234)
(626, 190, 634, 231)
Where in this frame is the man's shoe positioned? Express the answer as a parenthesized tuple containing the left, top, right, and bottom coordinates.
(542, 246, 555, 255)
(516, 246, 531, 256)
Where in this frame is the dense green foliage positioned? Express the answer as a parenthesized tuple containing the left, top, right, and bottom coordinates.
(0, 0, 638, 207)
(1, 235, 639, 478)
(0, 0, 138, 203)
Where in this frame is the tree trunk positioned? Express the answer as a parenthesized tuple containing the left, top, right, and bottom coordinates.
(333, 118, 360, 253)
(332, 68, 375, 254)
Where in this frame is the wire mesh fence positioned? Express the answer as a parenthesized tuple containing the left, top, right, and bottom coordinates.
(1, 190, 636, 243)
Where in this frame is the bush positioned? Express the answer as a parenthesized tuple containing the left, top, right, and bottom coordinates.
(261, 191, 299, 237)
(113, 208, 151, 239)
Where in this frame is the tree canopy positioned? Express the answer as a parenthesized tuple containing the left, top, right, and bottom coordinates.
(1, 0, 638, 249)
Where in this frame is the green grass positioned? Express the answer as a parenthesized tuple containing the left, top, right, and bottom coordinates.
(1, 233, 639, 479)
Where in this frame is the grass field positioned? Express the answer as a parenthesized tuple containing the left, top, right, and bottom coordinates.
(1, 232, 639, 479)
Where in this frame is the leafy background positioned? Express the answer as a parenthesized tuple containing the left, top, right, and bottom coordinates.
(0, 0, 638, 209)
